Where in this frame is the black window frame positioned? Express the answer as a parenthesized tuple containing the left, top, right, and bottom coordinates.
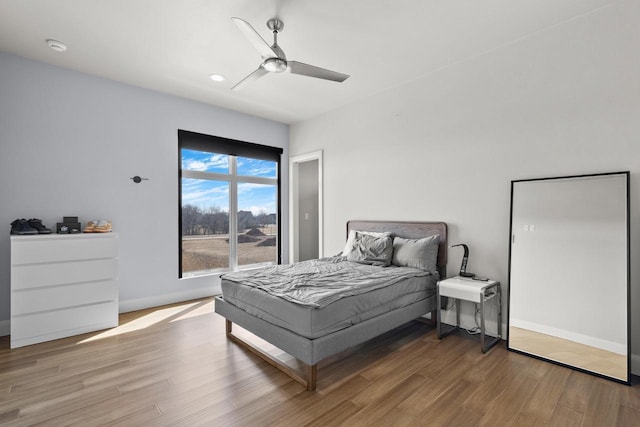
(178, 129, 283, 278)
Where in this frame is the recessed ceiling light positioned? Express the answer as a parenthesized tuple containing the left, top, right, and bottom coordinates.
(46, 39, 67, 52)
(209, 74, 225, 82)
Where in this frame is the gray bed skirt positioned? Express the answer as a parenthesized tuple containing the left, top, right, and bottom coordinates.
(214, 295, 436, 366)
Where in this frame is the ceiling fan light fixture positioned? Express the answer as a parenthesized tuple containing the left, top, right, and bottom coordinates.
(209, 74, 225, 82)
(263, 57, 287, 73)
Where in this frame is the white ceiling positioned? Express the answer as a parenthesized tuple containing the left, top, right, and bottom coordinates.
(0, 0, 613, 124)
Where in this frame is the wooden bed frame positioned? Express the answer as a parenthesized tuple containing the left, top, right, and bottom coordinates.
(214, 220, 447, 391)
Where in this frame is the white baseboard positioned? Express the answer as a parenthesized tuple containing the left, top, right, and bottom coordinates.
(510, 318, 626, 355)
(0, 319, 9, 337)
(118, 286, 221, 314)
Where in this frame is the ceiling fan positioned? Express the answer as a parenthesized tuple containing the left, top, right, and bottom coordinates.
(231, 17, 350, 90)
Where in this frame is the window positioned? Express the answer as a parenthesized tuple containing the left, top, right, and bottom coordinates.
(178, 130, 282, 277)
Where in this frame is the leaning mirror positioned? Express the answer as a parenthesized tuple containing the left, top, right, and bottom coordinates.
(508, 171, 630, 384)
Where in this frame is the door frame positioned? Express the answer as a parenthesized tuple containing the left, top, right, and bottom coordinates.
(289, 150, 323, 263)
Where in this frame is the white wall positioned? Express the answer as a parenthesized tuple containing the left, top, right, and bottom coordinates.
(0, 52, 289, 331)
(290, 1, 640, 370)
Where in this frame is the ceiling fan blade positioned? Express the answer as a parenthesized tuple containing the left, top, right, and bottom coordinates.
(287, 61, 350, 82)
(231, 66, 269, 91)
(231, 17, 277, 59)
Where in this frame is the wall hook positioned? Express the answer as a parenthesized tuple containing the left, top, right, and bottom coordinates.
(131, 176, 149, 183)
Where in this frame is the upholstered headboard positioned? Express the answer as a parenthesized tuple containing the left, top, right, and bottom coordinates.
(346, 220, 448, 277)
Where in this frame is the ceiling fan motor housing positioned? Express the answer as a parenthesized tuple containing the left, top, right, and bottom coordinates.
(267, 18, 284, 32)
(263, 57, 287, 73)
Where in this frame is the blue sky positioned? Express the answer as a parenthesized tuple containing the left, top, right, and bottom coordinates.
(181, 150, 228, 174)
(181, 149, 277, 215)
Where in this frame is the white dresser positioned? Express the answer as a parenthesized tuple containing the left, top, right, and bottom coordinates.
(10, 233, 119, 348)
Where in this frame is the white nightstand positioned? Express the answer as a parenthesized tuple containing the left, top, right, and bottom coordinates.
(437, 276, 502, 353)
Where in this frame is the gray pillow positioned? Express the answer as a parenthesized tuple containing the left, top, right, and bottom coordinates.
(346, 233, 393, 266)
(342, 230, 392, 257)
(392, 235, 440, 273)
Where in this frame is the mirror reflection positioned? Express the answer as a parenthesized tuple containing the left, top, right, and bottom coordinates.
(508, 172, 629, 383)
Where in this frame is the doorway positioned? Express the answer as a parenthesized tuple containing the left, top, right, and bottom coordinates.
(289, 151, 323, 263)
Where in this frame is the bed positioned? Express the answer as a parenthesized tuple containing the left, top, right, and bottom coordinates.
(214, 220, 448, 390)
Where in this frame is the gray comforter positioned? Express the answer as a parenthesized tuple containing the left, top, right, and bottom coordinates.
(221, 256, 431, 308)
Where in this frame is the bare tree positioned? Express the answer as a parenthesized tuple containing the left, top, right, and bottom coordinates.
(181, 204, 201, 235)
(202, 206, 229, 234)
(254, 210, 269, 226)
(182, 204, 230, 235)
(212, 211, 229, 234)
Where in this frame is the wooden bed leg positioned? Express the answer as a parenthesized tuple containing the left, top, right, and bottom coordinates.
(224, 322, 318, 391)
(417, 311, 437, 327)
(226, 319, 232, 336)
(429, 310, 437, 326)
(307, 364, 317, 391)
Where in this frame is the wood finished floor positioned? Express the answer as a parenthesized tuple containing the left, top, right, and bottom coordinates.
(1, 298, 638, 426)
(509, 326, 628, 381)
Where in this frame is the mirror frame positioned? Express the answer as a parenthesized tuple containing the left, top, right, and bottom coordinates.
(507, 171, 630, 385)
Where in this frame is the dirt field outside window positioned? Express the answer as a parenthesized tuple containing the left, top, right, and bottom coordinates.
(182, 227, 276, 274)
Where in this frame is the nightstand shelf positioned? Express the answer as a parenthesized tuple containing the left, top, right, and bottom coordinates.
(437, 276, 502, 353)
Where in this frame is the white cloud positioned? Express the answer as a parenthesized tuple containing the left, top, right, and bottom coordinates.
(182, 180, 229, 210)
(247, 206, 273, 215)
(236, 158, 276, 177)
(183, 153, 228, 172)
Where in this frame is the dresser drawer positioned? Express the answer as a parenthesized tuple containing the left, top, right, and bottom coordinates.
(11, 234, 118, 265)
(11, 301, 118, 348)
(11, 280, 117, 316)
(11, 258, 117, 290)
